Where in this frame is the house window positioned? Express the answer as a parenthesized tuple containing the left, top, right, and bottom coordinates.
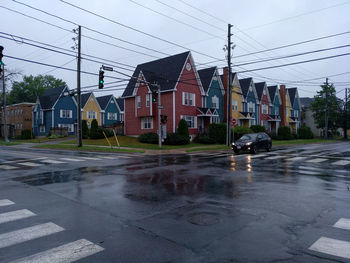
(232, 100, 238, 111)
(120, 113, 124, 122)
(182, 92, 195, 106)
(60, 110, 72, 118)
(40, 111, 43, 120)
(248, 102, 255, 113)
(211, 116, 220, 123)
(137, 96, 141, 108)
(58, 124, 74, 132)
(146, 94, 150, 107)
(249, 119, 256, 126)
(182, 115, 196, 128)
(189, 93, 195, 106)
(212, 96, 219, 109)
(107, 112, 117, 120)
(141, 117, 153, 129)
(262, 104, 268, 114)
(88, 111, 97, 119)
(40, 125, 45, 132)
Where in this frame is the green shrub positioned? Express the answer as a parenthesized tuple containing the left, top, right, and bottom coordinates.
(82, 120, 89, 139)
(164, 133, 189, 145)
(177, 119, 189, 138)
(139, 132, 158, 144)
(250, 125, 266, 133)
(48, 134, 64, 139)
(277, 126, 293, 140)
(297, 125, 314, 139)
(21, 129, 33, 139)
(97, 128, 113, 139)
(233, 126, 252, 140)
(197, 135, 216, 144)
(89, 119, 99, 139)
(209, 123, 226, 144)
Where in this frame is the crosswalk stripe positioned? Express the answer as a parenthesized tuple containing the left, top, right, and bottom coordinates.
(249, 154, 268, 159)
(307, 158, 328, 163)
(298, 166, 322, 171)
(79, 157, 102, 160)
(0, 209, 36, 224)
(100, 156, 115, 159)
(0, 199, 15, 207)
(298, 170, 319, 175)
(18, 162, 42, 167)
(334, 218, 350, 231)
(0, 165, 17, 170)
(10, 238, 104, 263)
(0, 222, 64, 249)
(332, 160, 350, 166)
(265, 155, 284, 160)
(309, 237, 350, 260)
(60, 158, 85, 162)
(286, 157, 305, 161)
(40, 159, 66, 164)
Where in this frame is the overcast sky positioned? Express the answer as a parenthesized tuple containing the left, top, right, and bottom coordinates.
(2, 0, 350, 99)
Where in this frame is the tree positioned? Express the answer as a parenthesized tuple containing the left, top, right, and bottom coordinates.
(82, 120, 89, 139)
(89, 119, 99, 139)
(311, 82, 342, 137)
(7, 75, 67, 104)
(177, 119, 189, 138)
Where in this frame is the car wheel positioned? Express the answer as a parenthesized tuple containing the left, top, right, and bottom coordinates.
(250, 145, 257, 154)
(266, 144, 271, 152)
(233, 149, 240, 154)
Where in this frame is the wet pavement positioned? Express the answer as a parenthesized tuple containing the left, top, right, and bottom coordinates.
(0, 142, 350, 262)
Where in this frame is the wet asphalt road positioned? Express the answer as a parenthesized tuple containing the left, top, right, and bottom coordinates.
(0, 142, 350, 263)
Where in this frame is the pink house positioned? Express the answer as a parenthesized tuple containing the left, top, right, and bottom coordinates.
(121, 51, 206, 138)
(255, 82, 271, 130)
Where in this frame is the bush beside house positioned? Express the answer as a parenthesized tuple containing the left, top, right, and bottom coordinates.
(209, 123, 226, 144)
(297, 125, 314, 139)
(277, 126, 293, 140)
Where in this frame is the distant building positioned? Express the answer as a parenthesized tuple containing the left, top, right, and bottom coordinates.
(300, 97, 322, 137)
(1, 103, 35, 137)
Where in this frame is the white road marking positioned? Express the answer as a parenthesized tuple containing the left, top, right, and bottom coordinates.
(249, 154, 267, 159)
(10, 238, 104, 263)
(332, 160, 350, 166)
(298, 166, 321, 171)
(18, 162, 42, 167)
(0, 165, 17, 170)
(298, 170, 319, 175)
(0, 222, 64, 249)
(265, 155, 284, 160)
(0, 209, 36, 224)
(79, 157, 102, 161)
(0, 199, 15, 207)
(309, 237, 350, 260)
(100, 156, 115, 159)
(306, 158, 328, 163)
(40, 159, 66, 164)
(60, 158, 85, 162)
(334, 218, 350, 231)
(286, 157, 305, 161)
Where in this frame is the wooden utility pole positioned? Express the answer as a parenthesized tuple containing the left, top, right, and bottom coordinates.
(324, 78, 329, 139)
(1, 57, 9, 143)
(157, 83, 162, 148)
(77, 26, 82, 147)
(345, 88, 348, 139)
(226, 24, 233, 146)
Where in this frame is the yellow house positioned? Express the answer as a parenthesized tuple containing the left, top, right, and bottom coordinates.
(231, 73, 244, 126)
(285, 91, 295, 131)
(81, 92, 103, 126)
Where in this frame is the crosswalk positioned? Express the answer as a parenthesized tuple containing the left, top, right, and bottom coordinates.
(0, 199, 104, 262)
(309, 217, 350, 261)
(0, 154, 136, 171)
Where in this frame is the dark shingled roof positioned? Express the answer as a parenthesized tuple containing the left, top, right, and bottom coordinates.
(300, 97, 314, 108)
(255, 82, 266, 101)
(39, 86, 65, 110)
(267, 86, 278, 103)
(239, 78, 252, 98)
(81, 93, 92, 108)
(288, 88, 297, 105)
(122, 52, 190, 97)
(96, 95, 113, 110)
(198, 67, 216, 93)
(116, 98, 124, 111)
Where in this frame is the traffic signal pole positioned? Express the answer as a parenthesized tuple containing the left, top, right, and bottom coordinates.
(226, 24, 233, 146)
(157, 84, 162, 149)
(0, 46, 9, 143)
(77, 26, 82, 147)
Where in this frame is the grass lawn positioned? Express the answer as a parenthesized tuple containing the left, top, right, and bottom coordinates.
(186, 145, 230, 152)
(272, 138, 336, 146)
(61, 136, 217, 150)
(34, 144, 144, 153)
(0, 140, 21, 146)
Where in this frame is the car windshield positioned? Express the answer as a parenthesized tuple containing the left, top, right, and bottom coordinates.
(239, 134, 257, 141)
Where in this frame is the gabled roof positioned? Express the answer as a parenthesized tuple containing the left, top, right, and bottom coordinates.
(81, 93, 92, 108)
(267, 85, 278, 103)
(122, 51, 196, 97)
(239, 78, 253, 98)
(96, 95, 113, 110)
(287, 88, 297, 105)
(39, 86, 66, 110)
(198, 67, 216, 93)
(116, 98, 124, 112)
(300, 97, 314, 108)
(255, 82, 266, 101)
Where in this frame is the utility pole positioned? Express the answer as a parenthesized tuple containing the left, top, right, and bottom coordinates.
(345, 87, 348, 140)
(77, 26, 82, 147)
(324, 78, 329, 139)
(1, 46, 9, 143)
(157, 84, 162, 148)
(226, 24, 233, 146)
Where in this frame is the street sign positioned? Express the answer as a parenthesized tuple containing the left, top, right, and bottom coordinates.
(231, 118, 237, 125)
(102, 65, 113, 71)
(158, 105, 164, 109)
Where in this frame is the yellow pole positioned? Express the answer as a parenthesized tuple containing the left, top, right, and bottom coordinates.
(113, 129, 120, 148)
(103, 131, 112, 148)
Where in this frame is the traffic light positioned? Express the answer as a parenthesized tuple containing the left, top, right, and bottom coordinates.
(152, 91, 157, 103)
(99, 70, 104, 89)
(160, 115, 168, 124)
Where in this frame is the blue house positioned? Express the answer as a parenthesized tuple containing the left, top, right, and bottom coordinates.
(96, 95, 123, 126)
(239, 78, 259, 127)
(33, 86, 77, 136)
(267, 85, 282, 133)
(287, 87, 301, 133)
(198, 67, 225, 123)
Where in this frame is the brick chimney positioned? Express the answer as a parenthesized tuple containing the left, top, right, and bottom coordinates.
(279, 85, 286, 126)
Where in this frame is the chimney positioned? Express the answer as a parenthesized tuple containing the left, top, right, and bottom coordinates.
(279, 85, 286, 126)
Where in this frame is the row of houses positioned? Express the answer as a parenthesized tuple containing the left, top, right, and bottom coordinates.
(1, 51, 305, 138)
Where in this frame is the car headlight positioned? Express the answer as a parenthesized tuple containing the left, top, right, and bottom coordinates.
(246, 142, 252, 146)
(231, 142, 235, 146)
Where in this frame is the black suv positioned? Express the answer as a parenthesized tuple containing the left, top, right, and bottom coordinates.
(232, 132, 272, 154)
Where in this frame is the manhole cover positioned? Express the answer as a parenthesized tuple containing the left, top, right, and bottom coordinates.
(187, 212, 220, 226)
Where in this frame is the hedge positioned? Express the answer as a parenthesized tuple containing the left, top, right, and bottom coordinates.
(82, 120, 89, 139)
(277, 126, 293, 140)
(139, 132, 158, 144)
(298, 125, 314, 139)
(164, 133, 189, 145)
(209, 123, 226, 144)
(233, 126, 252, 140)
(250, 125, 266, 133)
(21, 129, 32, 139)
(89, 119, 99, 139)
